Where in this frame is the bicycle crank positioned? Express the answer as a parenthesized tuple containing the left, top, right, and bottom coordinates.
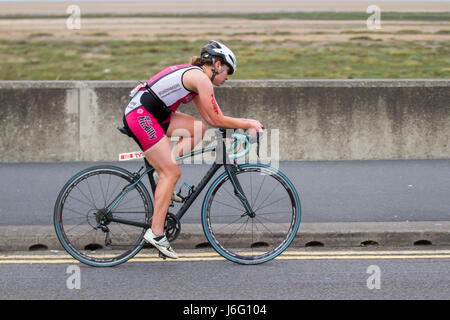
(164, 212, 181, 242)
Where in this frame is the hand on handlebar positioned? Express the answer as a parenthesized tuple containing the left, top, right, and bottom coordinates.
(245, 119, 264, 136)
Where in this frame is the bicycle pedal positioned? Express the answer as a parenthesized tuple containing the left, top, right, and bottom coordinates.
(158, 251, 167, 260)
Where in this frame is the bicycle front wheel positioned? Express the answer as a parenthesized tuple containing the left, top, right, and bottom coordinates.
(54, 166, 153, 267)
(202, 164, 301, 265)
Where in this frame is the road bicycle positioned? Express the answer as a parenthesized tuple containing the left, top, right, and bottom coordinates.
(54, 127, 301, 266)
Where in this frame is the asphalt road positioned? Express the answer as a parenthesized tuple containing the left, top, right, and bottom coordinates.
(0, 159, 449, 226)
(1, 248, 449, 300)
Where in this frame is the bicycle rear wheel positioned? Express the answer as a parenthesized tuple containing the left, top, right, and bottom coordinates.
(54, 166, 152, 267)
(202, 164, 301, 265)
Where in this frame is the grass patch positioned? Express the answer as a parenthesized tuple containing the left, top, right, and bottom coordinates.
(28, 32, 53, 38)
(0, 39, 449, 80)
(1, 11, 450, 21)
(86, 32, 110, 37)
(435, 29, 450, 35)
(349, 36, 383, 41)
(340, 30, 389, 35)
(270, 31, 295, 36)
(394, 29, 423, 34)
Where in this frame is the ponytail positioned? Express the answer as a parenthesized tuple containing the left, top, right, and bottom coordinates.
(190, 55, 225, 67)
(191, 56, 206, 67)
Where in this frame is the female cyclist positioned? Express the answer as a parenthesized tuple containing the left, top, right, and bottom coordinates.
(123, 40, 263, 258)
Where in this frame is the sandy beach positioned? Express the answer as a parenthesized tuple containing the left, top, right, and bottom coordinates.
(0, 1, 448, 42)
(0, 1, 449, 15)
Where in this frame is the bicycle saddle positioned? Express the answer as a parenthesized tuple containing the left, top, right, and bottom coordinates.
(117, 125, 133, 137)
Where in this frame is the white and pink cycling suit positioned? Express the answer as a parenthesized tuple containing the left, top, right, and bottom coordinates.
(123, 64, 203, 152)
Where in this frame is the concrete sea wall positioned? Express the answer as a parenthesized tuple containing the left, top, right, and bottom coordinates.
(0, 80, 448, 162)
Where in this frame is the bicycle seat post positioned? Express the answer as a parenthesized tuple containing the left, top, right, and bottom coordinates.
(144, 158, 157, 194)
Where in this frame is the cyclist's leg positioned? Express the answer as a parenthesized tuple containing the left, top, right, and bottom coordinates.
(124, 106, 180, 236)
(166, 112, 206, 158)
(144, 137, 181, 236)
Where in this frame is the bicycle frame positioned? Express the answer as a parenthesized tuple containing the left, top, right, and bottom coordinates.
(105, 132, 255, 229)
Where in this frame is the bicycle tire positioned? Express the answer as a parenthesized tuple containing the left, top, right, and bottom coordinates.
(202, 164, 301, 265)
(54, 165, 153, 267)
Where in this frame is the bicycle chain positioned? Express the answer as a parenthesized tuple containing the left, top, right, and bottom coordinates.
(164, 212, 181, 242)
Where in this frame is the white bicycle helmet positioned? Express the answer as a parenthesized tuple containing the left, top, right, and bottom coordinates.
(200, 40, 237, 75)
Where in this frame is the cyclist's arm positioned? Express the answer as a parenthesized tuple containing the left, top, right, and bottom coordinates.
(184, 70, 254, 130)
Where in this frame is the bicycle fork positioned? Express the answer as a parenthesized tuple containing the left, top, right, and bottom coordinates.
(224, 164, 255, 218)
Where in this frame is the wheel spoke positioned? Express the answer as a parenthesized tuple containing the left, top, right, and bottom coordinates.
(212, 198, 245, 211)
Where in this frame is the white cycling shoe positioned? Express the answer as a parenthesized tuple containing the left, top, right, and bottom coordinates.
(144, 228, 179, 259)
(153, 171, 183, 203)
